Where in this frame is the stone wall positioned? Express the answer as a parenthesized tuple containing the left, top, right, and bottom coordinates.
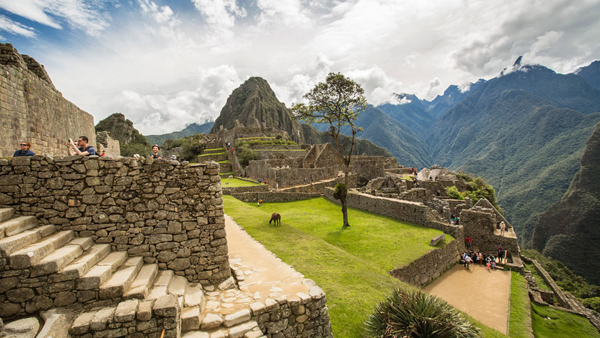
(0, 156, 230, 285)
(222, 184, 269, 195)
(247, 162, 339, 189)
(351, 156, 397, 184)
(389, 240, 460, 287)
(460, 208, 519, 256)
(0, 43, 96, 157)
(69, 295, 179, 338)
(324, 188, 463, 239)
(251, 284, 333, 337)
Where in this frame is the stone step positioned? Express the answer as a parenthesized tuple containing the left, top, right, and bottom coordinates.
(0, 215, 37, 238)
(77, 251, 128, 290)
(124, 264, 159, 299)
(204, 148, 225, 154)
(181, 306, 201, 332)
(168, 275, 189, 297)
(148, 270, 175, 299)
(0, 225, 55, 257)
(30, 237, 93, 277)
(228, 320, 259, 338)
(223, 309, 251, 328)
(56, 244, 111, 282)
(10, 230, 74, 269)
(185, 284, 205, 308)
(0, 208, 15, 223)
(99, 256, 144, 299)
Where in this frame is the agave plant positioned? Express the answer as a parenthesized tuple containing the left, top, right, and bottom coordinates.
(365, 288, 480, 338)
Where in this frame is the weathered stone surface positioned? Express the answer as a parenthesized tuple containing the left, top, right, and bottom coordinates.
(70, 310, 97, 335)
(168, 258, 191, 271)
(90, 307, 115, 331)
(153, 294, 178, 317)
(223, 309, 251, 328)
(1, 317, 39, 338)
(201, 313, 223, 330)
(38, 308, 74, 338)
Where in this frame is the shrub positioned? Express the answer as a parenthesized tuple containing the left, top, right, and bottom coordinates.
(446, 186, 464, 200)
(237, 144, 259, 166)
(582, 297, 600, 313)
(365, 288, 479, 338)
(333, 183, 347, 201)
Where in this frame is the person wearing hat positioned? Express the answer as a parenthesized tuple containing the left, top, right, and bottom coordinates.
(148, 145, 163, 159)
(14, 141, 35, 156)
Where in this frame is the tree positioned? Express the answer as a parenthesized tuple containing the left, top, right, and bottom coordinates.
(292, 72, 367, 227)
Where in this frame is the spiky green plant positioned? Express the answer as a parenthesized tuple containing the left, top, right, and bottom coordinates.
(365, 288, 480, 338)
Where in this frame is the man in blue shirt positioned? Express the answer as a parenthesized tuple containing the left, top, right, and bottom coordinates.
(67, 136, 96, 156)
(13, 141, 35, 156)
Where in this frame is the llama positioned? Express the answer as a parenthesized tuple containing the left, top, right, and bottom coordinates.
(270, 213, 281, 227)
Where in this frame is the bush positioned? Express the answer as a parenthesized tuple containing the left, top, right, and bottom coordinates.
(582, 297, 600, 313)
(365, 288, 480, 338)
(446, 186, 464, 200)
(237, 144, 259, 166)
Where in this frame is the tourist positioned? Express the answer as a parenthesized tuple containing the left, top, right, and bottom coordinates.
(465, 236, 473, 250)
(13, 141, 35, 157)
(100, 150, 106, 157)
(148, 145, 162, 159)
(67, 136, 96, 156)
(465, 254, 472, 270)
(498, 245, 505, 264)
(499, 221, 506, 236)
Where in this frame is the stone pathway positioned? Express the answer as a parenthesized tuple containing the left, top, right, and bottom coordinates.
(224, 214, 310, 300)
(424, 264, 511, 334)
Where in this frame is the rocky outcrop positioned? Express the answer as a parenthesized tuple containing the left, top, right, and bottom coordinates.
(532, 122, 600, 284)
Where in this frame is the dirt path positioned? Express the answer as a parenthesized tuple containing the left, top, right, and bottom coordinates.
(224, 214, 310, 299)
(424, 264, 511, 334)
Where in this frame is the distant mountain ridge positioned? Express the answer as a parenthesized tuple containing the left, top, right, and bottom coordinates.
(146, 122, 214, 145)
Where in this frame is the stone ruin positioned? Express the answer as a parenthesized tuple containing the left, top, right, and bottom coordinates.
(0, 45, 333, 337)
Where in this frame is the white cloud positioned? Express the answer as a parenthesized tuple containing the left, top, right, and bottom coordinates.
(0, 14, 36, 38)
(0, 0, 111, 36)
(192, 0, 246, 38)
(116, 65, 242, 134)
(256, 0, 311, 27)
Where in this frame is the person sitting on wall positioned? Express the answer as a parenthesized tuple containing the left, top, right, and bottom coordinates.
(100, 150, 106, 157)
(67, 136, 96, 156)
(148, 145, 163, 159)
(14, 141, 35, 157)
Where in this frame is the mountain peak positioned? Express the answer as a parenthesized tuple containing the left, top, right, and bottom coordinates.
(210, 76, 301, 136)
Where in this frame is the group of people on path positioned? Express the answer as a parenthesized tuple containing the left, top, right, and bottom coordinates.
(450, 213, 460, 225)
(461, 240, 508, 272)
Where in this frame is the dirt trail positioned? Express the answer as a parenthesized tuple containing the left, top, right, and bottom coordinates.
(424, 264, 511, 334)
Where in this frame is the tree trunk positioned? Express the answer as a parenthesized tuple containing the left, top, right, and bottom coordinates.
(341, 196, 350, 227)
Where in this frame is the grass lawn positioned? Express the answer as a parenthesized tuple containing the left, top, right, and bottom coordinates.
(224, 196, 468, 337)
(221, 178, 261, 187)
(531, 304, 600, 338)
(199, 152, 225, 156)
(509, 272, 533, 338)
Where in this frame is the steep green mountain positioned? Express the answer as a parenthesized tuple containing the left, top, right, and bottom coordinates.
(300, 124, 392, 158)
(532, 122, 600, 284)
(426, 80, 485, 118)
(95, 113, 151, 156)
(575, 60, 600, 92)
(210, 77, 301, 138)
(427, 65, 600, 243)
(312, 105, 430, 166)
(377, 94, 435, 138)
(146, 121, 214, 145)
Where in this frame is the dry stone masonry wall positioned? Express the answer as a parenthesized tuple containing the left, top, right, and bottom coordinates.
(0, 43, 96, 157)
(0, 155, 230, 285)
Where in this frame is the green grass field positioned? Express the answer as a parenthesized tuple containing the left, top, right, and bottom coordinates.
(221, 178, 261, 187)
(223, 196, 463, 337)
(509, 272, 533, 338)
(199, 152, 226, 156)
(531, 304, 600, 338)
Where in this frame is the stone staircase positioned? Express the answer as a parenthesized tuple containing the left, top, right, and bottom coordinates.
(0, 207, 265, 337)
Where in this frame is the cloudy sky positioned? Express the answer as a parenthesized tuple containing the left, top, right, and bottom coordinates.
(1, 0, 599, 134)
